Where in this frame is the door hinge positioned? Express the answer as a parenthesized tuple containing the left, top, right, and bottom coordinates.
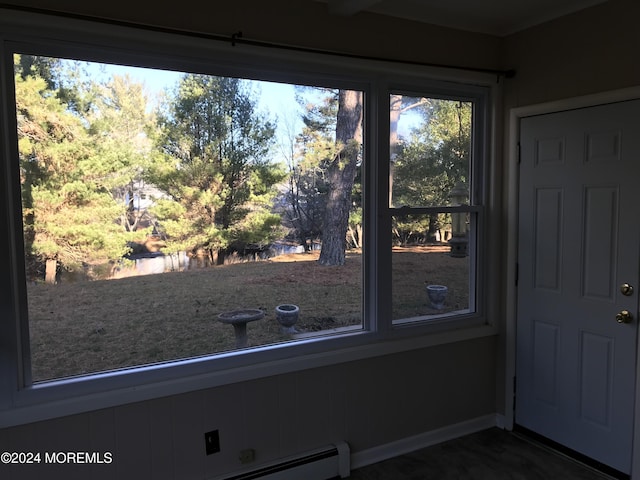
(517, 141, 521, 164)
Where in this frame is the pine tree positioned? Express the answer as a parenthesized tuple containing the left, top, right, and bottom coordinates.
(149, 74, 284, 261)
(318, 90, 363, 266)
(15, 55, 130, 283)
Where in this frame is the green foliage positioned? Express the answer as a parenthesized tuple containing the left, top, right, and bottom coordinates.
(392, 99, 472, 244)
(15, 55, 339, 280)
(394, 99, 472, 208)
(85, 73, 158, 232)
(229, 210, 285, 248)
(277, 88, 363, 248)
(151, 73, 282, 253)
(15, 55, 131, 278)
(392, 214, 442, 246)
(30, 184, 127, 265)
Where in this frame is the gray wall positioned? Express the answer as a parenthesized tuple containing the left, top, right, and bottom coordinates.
(0, 339, 496, 479)
(503, 0, 640, 107)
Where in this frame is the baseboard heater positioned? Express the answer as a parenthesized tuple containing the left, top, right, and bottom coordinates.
(213, 442, 350, 480)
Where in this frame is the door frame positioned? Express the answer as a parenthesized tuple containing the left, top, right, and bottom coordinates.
(504, 86, 640, 478)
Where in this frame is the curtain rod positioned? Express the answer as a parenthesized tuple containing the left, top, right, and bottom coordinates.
(0, 3, 516, 79)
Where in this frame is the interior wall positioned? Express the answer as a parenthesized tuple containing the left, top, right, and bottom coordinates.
(0, 338, 496, 480)
(503, 0, 640, 107)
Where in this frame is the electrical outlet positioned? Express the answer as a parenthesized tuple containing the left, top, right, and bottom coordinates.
(204, 430, 220, 455)
(239, 448, 255, 464)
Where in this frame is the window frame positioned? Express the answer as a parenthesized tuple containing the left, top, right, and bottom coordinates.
(0, 8, 498, 427)
(385, 89, 487, 328)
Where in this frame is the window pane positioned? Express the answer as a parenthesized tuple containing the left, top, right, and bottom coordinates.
(391, 214, 471, 323)
(389, 93, 476, 324)
(15, 54, 363, 382)
(390, 95, 472, 208)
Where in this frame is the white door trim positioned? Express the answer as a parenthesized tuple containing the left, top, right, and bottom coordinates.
(504, 86, 640, 478)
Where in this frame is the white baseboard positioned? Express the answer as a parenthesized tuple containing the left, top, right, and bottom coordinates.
(350, 414, 501, 470)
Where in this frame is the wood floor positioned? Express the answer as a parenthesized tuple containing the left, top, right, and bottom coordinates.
(347, 428, 617, 479)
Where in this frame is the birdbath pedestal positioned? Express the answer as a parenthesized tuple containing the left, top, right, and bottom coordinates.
(218, 309, 265, 348)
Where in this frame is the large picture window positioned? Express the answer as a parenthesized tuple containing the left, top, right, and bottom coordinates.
(0, 9, 493, 425)
(15, 55, 364, 382)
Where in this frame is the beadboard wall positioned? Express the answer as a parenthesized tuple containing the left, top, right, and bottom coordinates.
(0, 338, 496, 479)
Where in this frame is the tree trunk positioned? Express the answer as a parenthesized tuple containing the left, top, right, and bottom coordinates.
(427, 214, 439, 243)
(45, 258, 57, 284)
(318, 90, 363, 266)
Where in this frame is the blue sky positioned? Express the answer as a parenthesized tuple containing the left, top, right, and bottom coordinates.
(83, 60, 418, 153)
(85, 61, 304, 144)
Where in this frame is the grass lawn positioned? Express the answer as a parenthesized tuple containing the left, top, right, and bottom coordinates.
(26, 246, 468, 382)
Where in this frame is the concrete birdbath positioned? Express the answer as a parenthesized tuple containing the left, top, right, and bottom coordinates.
(218, 309, 265, 348)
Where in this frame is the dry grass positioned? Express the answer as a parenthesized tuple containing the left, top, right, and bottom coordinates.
(27, 246, 467, 381)
(392, 245, 470, 319)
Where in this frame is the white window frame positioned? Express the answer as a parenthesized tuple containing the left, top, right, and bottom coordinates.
(0, 8, 499, 427)
(385, 88, 488, 329)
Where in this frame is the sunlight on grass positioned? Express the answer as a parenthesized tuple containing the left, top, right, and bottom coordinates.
(27, 247, 467, 382)
(27, 251, 362, 381)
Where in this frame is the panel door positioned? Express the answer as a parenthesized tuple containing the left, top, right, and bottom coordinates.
(516, 100, 640, 474)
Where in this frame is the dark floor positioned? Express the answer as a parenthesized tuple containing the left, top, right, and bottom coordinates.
(348, 428, 615, 479)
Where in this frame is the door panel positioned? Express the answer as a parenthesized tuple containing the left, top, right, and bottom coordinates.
(533, 187, 563, 291)
(516, 100, 640, 474)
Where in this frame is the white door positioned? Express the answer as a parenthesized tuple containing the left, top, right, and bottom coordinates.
(516, 100, 640, 474)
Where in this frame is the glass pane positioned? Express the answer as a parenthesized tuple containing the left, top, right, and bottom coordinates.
(15, 54, 363, 382)
(390, 95, 472, 208)
(391, 213, 471, 323)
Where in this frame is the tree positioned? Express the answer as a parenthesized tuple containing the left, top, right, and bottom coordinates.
(15, 55, 130, 283)
(277, 89, 336, 250)
(392, 99, 472, 242)
(87, 73, 158, 233)
(318, 90, 363, 266)
(312, 91, 425, 263)
(150, 74, 284, 261)
(389, 94, 430, 207)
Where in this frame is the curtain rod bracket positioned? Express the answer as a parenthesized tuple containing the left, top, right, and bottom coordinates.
(231, 31, 243, 47)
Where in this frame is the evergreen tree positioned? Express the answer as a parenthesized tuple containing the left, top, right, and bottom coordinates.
(87, 73, 158, 233)
(15, 55, 129, 283)
(150, 74, 284, 260)
(318, 89, 363, 266)
(392, 99, 472, 243)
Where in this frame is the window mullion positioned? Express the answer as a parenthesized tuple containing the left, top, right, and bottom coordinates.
(371, 84, 393, 335)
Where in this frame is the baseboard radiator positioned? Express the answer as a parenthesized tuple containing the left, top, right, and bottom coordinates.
(215, 442, 350, 480)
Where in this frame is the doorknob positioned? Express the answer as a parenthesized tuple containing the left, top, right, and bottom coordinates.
(616, 310, 633, 324)
(621, 283, 634, 296)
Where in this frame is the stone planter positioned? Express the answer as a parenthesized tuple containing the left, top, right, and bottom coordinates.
(426, 285, 448, 310)
(275, 304, 300, 334)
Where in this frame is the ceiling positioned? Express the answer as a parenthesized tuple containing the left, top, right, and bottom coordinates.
(320, 0, 608, 36)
